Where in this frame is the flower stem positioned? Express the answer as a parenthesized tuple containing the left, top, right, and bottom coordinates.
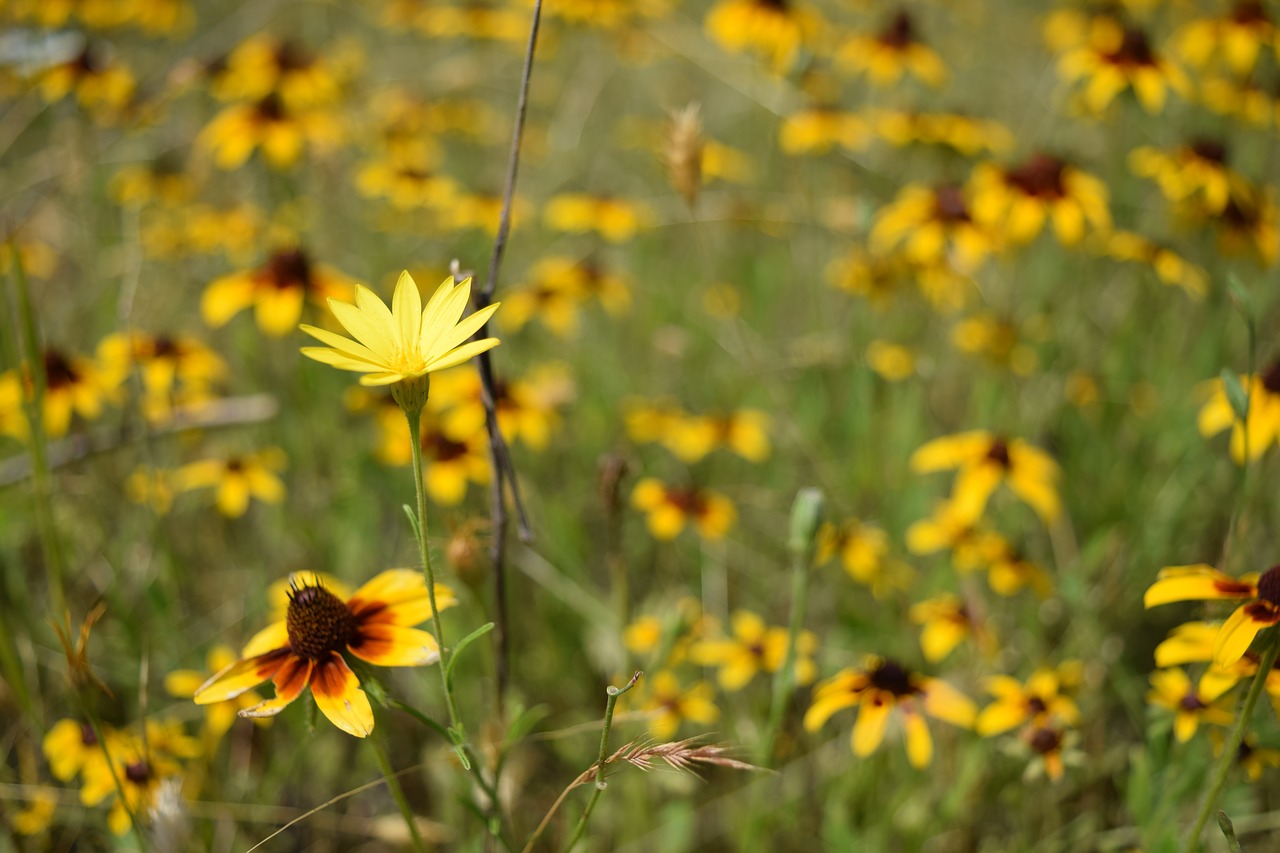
(404, 406, 468, 768)
(563, 671, 642, 852)
(1182, 628, 1279, 853)
(369, 727, 426, 853)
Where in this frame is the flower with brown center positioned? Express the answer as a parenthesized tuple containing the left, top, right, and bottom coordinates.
(1145, 564, 1280, 666)
(194, 570, 457, 737)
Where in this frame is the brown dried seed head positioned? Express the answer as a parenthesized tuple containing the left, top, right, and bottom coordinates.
(664, 103, 704, 208)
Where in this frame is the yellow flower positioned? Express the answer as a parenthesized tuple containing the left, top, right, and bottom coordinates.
(1129, 139, 1247, 216)
(1098, 230, 1208, 298)
(909, 595, 989, 663)
(869, 110, 1014, 156)
(816, 519, 888, 585)
(1225, 735, 1280, 781)
(987, 546, 1053, 598)
(1024, 726, 1072, 782)
(430, 362, 575, 451)
(1153, 620, 1280, 715)
(96, 331, 227, 423)
(195, 570, 457, 737)
(1147, 668, 1235, 743)
(2, 348, 123, 439)
(976, 665, 1081, 736)
(373, 412, 492, 504)
(449, 192, 530, 235)
(630, 478, 736, 541)
(910, 431, 1061, 524)
(300, 271, 500, 396)
(210, 36, 346, 109)
(662, 409, 772, 464)
(1173, 3, 1275, 74)
(1197, 363, 1280, 462)
(174, 448, 286, 518)
(949, 312, 1044, 376)
(39, 44, 135, 119)
(203, 248, 356, 336)
(12, 790, 57, 835)
(79, 721, 198, 836)
(1199, 75, 1278, 127)
(835, 11, 947, 87)
(826, 245, 973, 312)
(1212, 184, 1279, 265)
(166, 646, 271, 741)
(691, 611, 817, 691)
(356, 149, 459, 211)
(870, 183, 996, 274)
(968, 154, 1111, 247)
(417, 5, 532, 40)
(636, 670, 719, 740)
(624, 615, 664, 657)
(125, 465, 176, 515)
(545, 0, 670, 29)
(804, 657, 976, 768)
(199, 95, 343, 170)
(705, 0, 824, 73)
(1143, 564, 1280, 667)
(1057, 18, 1190, 114)
(109, 160, 196, 209)
(866, 340, 916, 382)
(42, 719, 107, 782)
(779, 109, 872, 156)
(503, 257, 631, 336)
(544, 194, 652, 243)
(906, 502, 1007, 571)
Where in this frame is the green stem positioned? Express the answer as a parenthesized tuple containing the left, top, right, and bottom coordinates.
(564, 671, 642, 852)
(760, 537, 812, 767)
(404, 407, 469, 769)
(369, 728, 427, 853)
(1182, 629, 1280, 853)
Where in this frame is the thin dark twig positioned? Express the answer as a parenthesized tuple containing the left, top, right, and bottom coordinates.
(471, 0, 543, 710)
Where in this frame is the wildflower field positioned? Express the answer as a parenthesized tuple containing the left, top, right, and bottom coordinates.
(3, 0, 1280, 850)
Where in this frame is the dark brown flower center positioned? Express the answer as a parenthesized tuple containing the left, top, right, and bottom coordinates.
(1027, 695, 1048, 715)
(286, 583, 356, 660)
(224, 457, 244, 473)
(1233, 1, 1268, 25)
(1239, 740, 1255, 761)
(42, 350, 78, 389)
(152, 336, 180, 358)
(423, 430, 470, 462)
(1006, 154, 1066, 199)
(879, 11, 918, 48)
(933, 185, 970, 222)
(868, 660, 920, 697)
(666, 487, 708, 515)
(1190, 139, 1227, 165)
(264, 248, 312, 290)
(1028, 727, 1062, 755)
(125, 761, 150, 785)
(1108, 27, 1156, 66)
(1179, 692, 1206, 711)
(1257, 565, 1280, 605)
(275, 41, 315, 72)
(256, 93, 286, 122)
(986, 439, 1012, 468)
(1261, 360, 1280, 394)
(80, 723, 98, 746)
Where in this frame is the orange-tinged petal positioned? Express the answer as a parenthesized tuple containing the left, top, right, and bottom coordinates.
(1144, 564, 1256, 608)
(348, 622, 440, 666)
(194, 649, 291, 704)
(311, 652, 374, 737)
(240, 655, 314, 718)
(348, 568, 457, 626)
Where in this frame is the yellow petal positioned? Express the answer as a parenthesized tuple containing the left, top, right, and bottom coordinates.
(348, 623, 440, 666)
(195, 650, 290, 704)
(310, 652, 374, 737)
(392, 270, 423, 347)
(852, 696, 892, 756)
(1143, 564, 1255, 608)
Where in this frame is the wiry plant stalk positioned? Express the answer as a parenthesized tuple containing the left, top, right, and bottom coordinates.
(369, 726, 427, 853)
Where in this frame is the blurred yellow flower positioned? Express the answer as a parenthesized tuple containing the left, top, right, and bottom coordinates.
(79, 720, 199, 836)
(869, 110, 1014, 156)
(12, 790, 56, 835)
(968, 154, 1110, 247)
(1144, 564, 1279, 667)
(372, 412, 491, 504)
(1197, 364, 1280, 462)
(166, 645, 271, 740)
(909, 595, 986, 663)
(174, 448, 286, 518)
(910, 431, 1061, 524)
(1, 349, 122, 439)
(636, 670, 719, 739)
(631, 478, 736, 541)
(870, 183, 996, 274)
(1098, 230, 1208, 297)
(1057, 18, 1190, 114)
(1173, 3, 1275, 75)
(125, 465, 176, 515)
(200, 95, 343, 170)
(976, 665, 1081, 736)
(835, 11, 947, 87)
(544, 194, 652, 243)
(39, 44, 135, 119)
(96, 331, 226, 422)
(1130, 140, 1247, 215)
(430, 362, 575, 451)
(906, 502, 1006, 571)
(691, 610, 817, 691)
(203, 248, 356, 336)
(779, 109, 871, 156)
(1147, 667, 1234, 743)
(503, 257, 630, 336)
(705, 0, 824, 73)
(211, 36, 347, 109)
(950, 313, 1043, 376)
(866, 340, 916, 381)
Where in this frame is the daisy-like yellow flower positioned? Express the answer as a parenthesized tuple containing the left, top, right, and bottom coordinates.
(950, 312, 1044, 377)
(835, 11, 947, 88)
(430, 362, 575, 451)
(906, 502, 1008, 572)
(195, 570, 456, 737)
(1147, 667, 1235, 743)
(1143, 564, 1280, 666)
(356, 148, 459, 212)
(1098, 230, 1208, 298)
(1153, 621, 1280, 714)
(662, 409, 772, 464)
(1212, 185, 1279, 265)
(910, 431, 1061, 524)
(1199, 75, 1277, 127)
(1024, 726, 1072, 782)
(39, 44, 135, 119)
(826, 245, 973, 312)
(374, 413, 492, 504)
(1057, 18, 1190, 114)
(199, 95, 343, 170)
(174, 448, 286, 518)
(3, 348, 123, 439)
(690, 610, 817, 691)
(909, 595, 989, 663)
(96, 331, 227, 422)
(1228, 736, 1280, 781)
(804, 657, 976, 768)
(109, 159, 196, 209)
(986, 546, 1054, 598)
(416, 4, 530, 41)
(976, 665, 1082, 736)
(635, 670, 720, 739)
(968, 154, 1111, 247)
(12, 790, 56, 836)
(210, 36, 346, 109)
(42, 720, 108, 782)
(704, 0, 824, 74)
(816, 518, 889, 586)
(630, 478, 736, 541)
(866, 340, 916, 382)
(869, 110, 1014, 156)
(166, 646, 271, 741)
(299, 271, 499, 415)
(1129, 139, 1247, 216)
(870, 183, 996, 275)
(544, 194, 652, 243)
(203, 248, 356, 336)
(1173, 2, 1275, 75)
(1198, 362, 1280, 462)
(502, 257, 631, 337)
(75, 720, 199, 836)
(779, 109, 872, 156)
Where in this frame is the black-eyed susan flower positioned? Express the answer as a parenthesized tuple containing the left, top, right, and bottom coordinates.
(635, 670, 720, 739)
(906, 502, 1008, 572)
(1199, 74, 1277, 127)
(835, 11, 947, 88)
(355, 149, 459, 211)
(987, 546, 1054, 598)
(1147, 667, 1235, 742)
(78, 720, 199, 836)
(210, 36, 346, 109)
(1057, 19, 1190, 114)
(174, 448, 286, 518)
(949, 312, 1045, 376)
(299, 271, 499, 416)
(1130, 139, 1246, 216)
(690, 610, 817, 691)
(3, 348, 122, 439)
(870, 183, 996, 275)
(659, 408, 771, 464)
(12, 790, 57, 836)
(202, 248, 356, 337)
(631, 478, 736, 541)
(502, 257, 631, 336)
(909, 595, 990, 663)
(866, 340, 916, 382)
(826, 245, 973, 312)
(1227, 735, 1280, 781)
(1023, 725, 1073, 782)
(195, 570, 457, 737)
(1173, 2, 1275, 75)
(816, 518, 889, 586)
(1198, 362, 1280, 462)
(1153, 620, 1280, 714)
(374, 413, 492, 504)
(1098, 230, 1209, 297)
(109, 158, 196, 209)
(968, 154, 1111, 247)
(869, 110, 1014, 156)
(430, 362, 575, 451)
(42, 720, 108, 783)
(910, 431, 1061, 524)
(96, 331, 226, 422)
(779, 109, 872, 156)
(166, 646, 271, 741)
(38, 44, 135, 119)
(704, 0, 824, 74)
(1212, 185, 1279, 265)
(1143, 564, 1280, 666)
(544, 194, 652, 243)
(804, 657, 976, 767)
(199, 95, 343, 170)
(416, 3, 531, 41)
(976, 665, 1082, 736)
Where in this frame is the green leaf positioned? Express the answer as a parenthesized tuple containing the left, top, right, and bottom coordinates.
(389, 699, 450, 740)
(1221, 369, 1250, 423)
(446, 621, 495, 689)
(403, 504, 421, 541)
(1217, 810, 1243, 853)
